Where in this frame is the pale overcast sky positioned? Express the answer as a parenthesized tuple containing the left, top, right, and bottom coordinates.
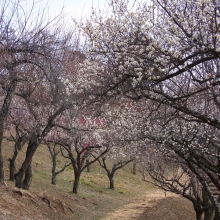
(40, 0, 108, 20)
(17, 0, 140, 29)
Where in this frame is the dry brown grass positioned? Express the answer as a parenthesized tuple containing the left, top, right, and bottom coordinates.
(0, 141, 196, 220)
(102, 190, 195, 220)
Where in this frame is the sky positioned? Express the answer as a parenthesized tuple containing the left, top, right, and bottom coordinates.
(38, 0, 108, 21)
(13, 0, 140, 30)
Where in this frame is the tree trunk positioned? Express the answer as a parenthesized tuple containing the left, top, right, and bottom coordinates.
(0, 121, 4, 184)
(204, 209, 215, 220)
(203, 187, 214, 220)
(195, 211, 203, 220)
(109, 174, 114, 189)
(192, 199, 203, 220)
(51, 175, 56, 185)
(51, 155, 57, 185)
(22, 162, 32, 190)
(0, 79, 18, 184)
(9, 147, 19, 181)
(15, 136, 40, 188)
(0, 154, 4, 185)
(73, 172, 81, 194)
(86, 157, 90, 172)
(9, 158, 16, 181)
(193, 202, 203, 220)
(133, 158, 137, 175)
(213, 212, 220, 220)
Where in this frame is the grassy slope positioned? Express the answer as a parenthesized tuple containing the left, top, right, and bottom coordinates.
(1, 141, 196, 220)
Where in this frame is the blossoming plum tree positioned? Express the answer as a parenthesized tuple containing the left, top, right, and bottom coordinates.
(77, 0, 220, 218)
(0, 0, 81, 185)
(45, 107, 110, 194)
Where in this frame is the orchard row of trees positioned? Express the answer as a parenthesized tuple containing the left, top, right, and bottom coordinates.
(0, 0, 220, 219)
(0, 0, 136, 194)
(76, 0, 220, 219)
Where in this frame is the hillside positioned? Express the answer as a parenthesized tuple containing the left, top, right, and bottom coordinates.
(0, 141, 196, 220)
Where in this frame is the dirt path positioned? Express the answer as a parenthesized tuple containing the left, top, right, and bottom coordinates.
(102, 190, 195, 220)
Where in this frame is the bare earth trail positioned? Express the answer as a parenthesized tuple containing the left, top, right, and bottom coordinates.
(102, 190, 196, 220)
(0, 185, 196, 220)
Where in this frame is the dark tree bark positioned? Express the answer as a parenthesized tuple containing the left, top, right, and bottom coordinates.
(60, 141, 108, 194)
(194, 208, 203, 220)
(108, 173, 115, 189)
(49, 145, 58, 185)
(176, 150, 220, 219)
(51, 155, 57, 185)
(22, 162, 32, 190)
(9, 155, 17, 181)
(14, 105, 68, 189)
(51, 175, 56, 185)
(133, 157, 137, 175)
(97, 157, 133, 190)
(8, 132, 28, 181)
(0, 155, 4, 185)
(202, 187, 214, 220)
(15, 135, 39, 188)
(47, 143, 71, 185)
(60, 145, 83, 194)
(0, 79, 17, 184)
(86, 156, 90, 172)
(73, 170, 81, 194)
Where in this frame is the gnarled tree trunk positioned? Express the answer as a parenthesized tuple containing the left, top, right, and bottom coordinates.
(22, 162, 32, 190)
(9, 155, 17, 181)
(108, 173, 115, 189)
(15, 135, 40, 189)
(86, 157, 90, 172)
(51, 155, 57, 185)
(202, 187, 214, 220)
(73, 171, 81, 194)
(0, 79, 17, 184)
